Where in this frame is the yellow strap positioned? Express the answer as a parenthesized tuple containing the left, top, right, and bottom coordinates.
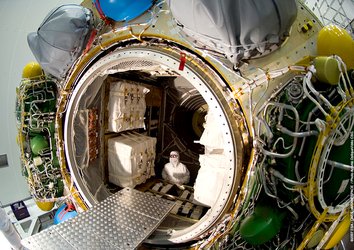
(297, 208, 328, 250)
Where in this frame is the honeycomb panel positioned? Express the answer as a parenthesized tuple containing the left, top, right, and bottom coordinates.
(22, 188, 175, 249)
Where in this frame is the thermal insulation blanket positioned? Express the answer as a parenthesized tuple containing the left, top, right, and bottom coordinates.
(193, 154, 227, 207)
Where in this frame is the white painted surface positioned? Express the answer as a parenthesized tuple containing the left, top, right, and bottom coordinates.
(0, 232, 12, 250)
(304, 0, 354, 31)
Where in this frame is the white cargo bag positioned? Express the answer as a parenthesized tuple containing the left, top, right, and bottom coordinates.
(108, 80, 149, 132)
(108, 133, 156, 188)
(199, 112, 224, 152)
(193, 154, 227, 207)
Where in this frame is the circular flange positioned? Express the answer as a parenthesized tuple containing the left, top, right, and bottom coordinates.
(63, 44, 247, 244)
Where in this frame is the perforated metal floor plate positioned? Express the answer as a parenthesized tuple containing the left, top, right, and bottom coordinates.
(22, 188, 175, 250)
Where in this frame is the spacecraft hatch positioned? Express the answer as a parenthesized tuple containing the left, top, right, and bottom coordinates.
(62, 43, 248, 244)
(16, 0, 354, 249)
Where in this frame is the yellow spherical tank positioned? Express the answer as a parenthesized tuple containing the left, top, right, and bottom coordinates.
(35, 200, 55, 211)
(317, 24, 354, 69)
(323, 212, 350, 249)
(22, 61, 44, 79)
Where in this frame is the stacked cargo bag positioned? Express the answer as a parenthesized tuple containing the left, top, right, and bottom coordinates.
(27, 5, 94, 79)
(108, 135, 142, 188)
(108, 80, 150, 132)
(127, 132, 157, 178)
(108, 133, 156, 188)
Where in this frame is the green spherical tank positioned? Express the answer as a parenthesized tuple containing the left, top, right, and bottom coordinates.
(30, 135, 49, 156)
(240, 205, 285, 245)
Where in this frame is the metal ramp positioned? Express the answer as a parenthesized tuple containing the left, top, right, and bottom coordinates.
(21, 188, 175, 250)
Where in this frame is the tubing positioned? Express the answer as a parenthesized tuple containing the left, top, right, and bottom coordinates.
(326, 160, 352, 171)
(261, 102, 299, 158)
(276, 124, 318, 137)
(269, 168, 307, 186)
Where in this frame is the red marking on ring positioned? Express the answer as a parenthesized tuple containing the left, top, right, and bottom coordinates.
(83, 29, 97, 55)
(179, 52, 186, 71)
